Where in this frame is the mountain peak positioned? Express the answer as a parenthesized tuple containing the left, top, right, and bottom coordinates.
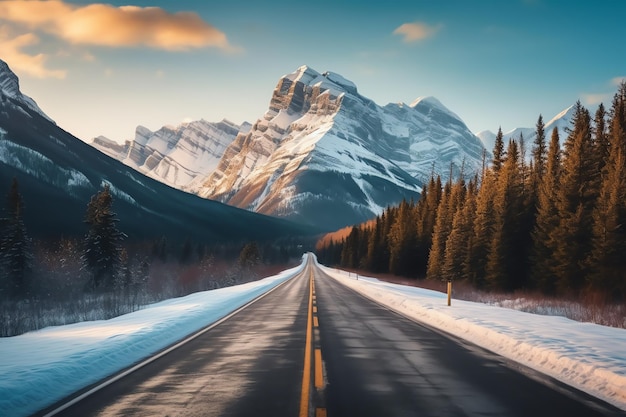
(546, 104, 575, 126)
(410, 95, 444, 110)
(409, 96, 462, 121)
(282, 65, 358, 96)
(0, 60, 20, 98)
(476, 104, 575, 152)
(0, 59, 53, 122)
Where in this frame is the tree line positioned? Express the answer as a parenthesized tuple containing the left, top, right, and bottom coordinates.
(317, 83, 626, 300)
(0, 179, 305, 335)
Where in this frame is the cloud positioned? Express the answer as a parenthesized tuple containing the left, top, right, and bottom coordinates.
(0, 1, 232, 51)
(0, 28, 66, 79)
(393, 21, 442, 43)
(612, 76, 626, 86)
(581, 76, 626, 106)
(582, 93, 612, 106)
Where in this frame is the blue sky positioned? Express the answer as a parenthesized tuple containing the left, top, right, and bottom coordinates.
(0, 0, 624, 143)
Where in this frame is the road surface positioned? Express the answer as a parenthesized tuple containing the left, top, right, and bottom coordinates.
(38, 254, 622, 416)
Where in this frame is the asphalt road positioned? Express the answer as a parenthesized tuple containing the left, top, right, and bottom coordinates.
(39, 255, 623, 417)
(42, 261, 311, 417)
(312, 265, 623, 417)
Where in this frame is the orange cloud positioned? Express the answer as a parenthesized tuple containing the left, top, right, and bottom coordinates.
(0, 1, 231, 51)
(0, 29, 66, 79)
(393, 21, 442, 43)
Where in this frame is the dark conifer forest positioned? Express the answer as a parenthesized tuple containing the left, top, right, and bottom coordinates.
(318, 83, 626, 301)
(0, 179, 308, 336)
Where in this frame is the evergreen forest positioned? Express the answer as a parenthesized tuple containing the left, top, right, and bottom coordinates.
(0, 181, 306, 336)
(317, 84, 626, 301)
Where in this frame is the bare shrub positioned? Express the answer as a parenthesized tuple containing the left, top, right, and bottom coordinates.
(0, 241, 296, 337)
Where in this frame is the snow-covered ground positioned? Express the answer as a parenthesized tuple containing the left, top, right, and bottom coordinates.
(1, 255, 625, 417)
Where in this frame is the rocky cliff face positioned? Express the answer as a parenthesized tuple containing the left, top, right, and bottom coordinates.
(119, 119, 247, 190)
(0, 60, 53, 122)
(91, 136, 130, 159)
(195, 66, 485, 229)
(90, 65, 487, 230)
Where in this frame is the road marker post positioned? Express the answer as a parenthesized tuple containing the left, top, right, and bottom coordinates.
(447, 279, 452, 306)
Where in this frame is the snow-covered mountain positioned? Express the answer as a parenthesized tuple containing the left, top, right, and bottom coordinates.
(92, 119, 250, 190)
(0, 60, 53, 123)
(192, 66, 485, 229)
(476, 105, 575, 153)
(91, 65, 486, 230)
(0, 58, 317, 241)
(91, 135, 130, 159)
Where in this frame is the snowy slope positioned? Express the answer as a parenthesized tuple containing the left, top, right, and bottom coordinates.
(0, 58, 317, 241)
(92, 65, 486, 230)
(1, 256, 625, 417)
(91, 119, 248, 190)
(196, 66, 485, 229)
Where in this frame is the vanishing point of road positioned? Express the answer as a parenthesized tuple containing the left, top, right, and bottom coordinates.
(36, 254, 623, 417)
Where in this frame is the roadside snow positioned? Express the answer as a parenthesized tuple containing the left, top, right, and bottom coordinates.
(0, 255, 625, 417)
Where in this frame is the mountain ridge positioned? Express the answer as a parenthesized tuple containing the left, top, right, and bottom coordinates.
(93, 65, 486, 230)
(197, 65, 485, 229)
(0, 58, 317, 242)
(476, 104, 575, 152)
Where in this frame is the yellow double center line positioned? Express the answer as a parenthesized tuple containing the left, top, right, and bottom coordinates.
(299, 265, 326, 417)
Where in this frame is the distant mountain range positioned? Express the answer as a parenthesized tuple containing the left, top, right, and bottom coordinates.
(94, 65, 487, 230)
(476, 106, 575, 153)
(0, 59, 317, 243)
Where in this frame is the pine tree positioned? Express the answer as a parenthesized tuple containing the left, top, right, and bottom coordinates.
(553, 102, 596, 294)
(379, 208, 394, 271)
(486, 139, 525, 291)
(341, 226, 361, 268)
(531, 128, 562, 293)
(492, 127, 506, 173)
(594, 103, 610, 175)
(82, 184, 126, 290)
(415, 176, 442, 276)
(589, 84, 626, 298)
(365, 213, 391, 273)
(442, 176, 475, 282)
(427, 180, 453, 280)
(0, 178, 32, 298)
(528, 116, 547, 225)
(466, 170, 497, 288)
(389, 199, 418, 276)
(532, 115, 547, 177)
